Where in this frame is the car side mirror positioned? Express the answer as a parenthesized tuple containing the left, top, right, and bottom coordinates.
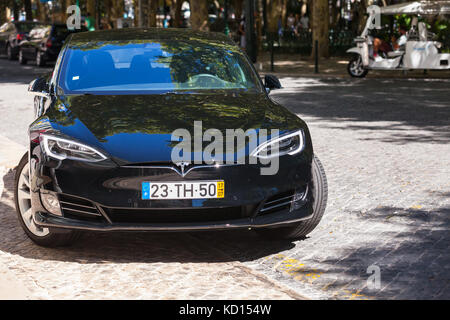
(28, 77, 49, 97)
(264, 74, 282, 91)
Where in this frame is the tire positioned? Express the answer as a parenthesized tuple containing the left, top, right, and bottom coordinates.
(36, 51, 46, 67)
(18, 49, 27, 65)
(14, 153, 80, 247)
(347, 55, 368, 78)
(256, 155, 328, 240)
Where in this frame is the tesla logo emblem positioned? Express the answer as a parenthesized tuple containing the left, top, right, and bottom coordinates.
(175, 162, 190, 177)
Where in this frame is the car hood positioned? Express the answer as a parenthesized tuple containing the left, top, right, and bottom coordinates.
(45, 92, 306, 164)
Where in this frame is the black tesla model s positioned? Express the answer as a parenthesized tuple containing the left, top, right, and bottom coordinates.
(16, 28, 327, 247)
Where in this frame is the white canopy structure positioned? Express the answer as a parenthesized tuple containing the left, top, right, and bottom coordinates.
(380, 1, 450, 15)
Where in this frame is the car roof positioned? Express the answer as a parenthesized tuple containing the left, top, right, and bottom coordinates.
(380, 1, 450, 15)
(70, 28, 235, 45)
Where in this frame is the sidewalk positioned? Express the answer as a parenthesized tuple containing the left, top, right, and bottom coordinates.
(0, 166, 30, 300)
(256, 52, 450, 79)
(0, 261, 30, 299)
(0, 134, 26, 169)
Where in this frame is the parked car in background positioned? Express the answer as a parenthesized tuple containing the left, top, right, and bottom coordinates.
(18, 23, 88, 67)
(0, 21, 42, 60)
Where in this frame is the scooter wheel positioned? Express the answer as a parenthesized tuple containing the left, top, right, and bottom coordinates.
(348, 55, 368, 78)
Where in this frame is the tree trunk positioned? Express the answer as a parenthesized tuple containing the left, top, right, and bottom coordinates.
(87, 0, 96, 24)
(311, 0, 329, 58)
(281, 0, 287, 28)
(190, 0, 209, 31)
(134, 0, 139, 27)
(266, 0, 283, 33)
(232, 0, 243, 20)
(112, 0, 125, 23)
(0, 1, 6, 24)
(148, 0, 158, 27)
(35, 0, 47, 22)
(24, 0, 33, 21)
(170, 0, 183, 28)
(59, 0, 69, 23)
(12, 0, 19, 21)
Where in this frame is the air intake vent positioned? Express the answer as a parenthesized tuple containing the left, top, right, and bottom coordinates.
(103, 206, 244, 224)
(58, 193, 102, 220)
(259, 189, 295, 215)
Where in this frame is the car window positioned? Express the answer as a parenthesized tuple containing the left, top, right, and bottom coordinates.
(59, 40, 262, 94)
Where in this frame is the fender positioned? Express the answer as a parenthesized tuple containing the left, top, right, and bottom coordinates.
(347, 45, 369, 67)
(346, 47, 362, 55)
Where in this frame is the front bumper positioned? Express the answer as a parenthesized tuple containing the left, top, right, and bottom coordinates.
(30, 142, 314, 232)
(33, 203, 313, 232)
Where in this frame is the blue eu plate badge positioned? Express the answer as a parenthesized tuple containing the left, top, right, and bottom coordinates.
(142, 182, 150, 200)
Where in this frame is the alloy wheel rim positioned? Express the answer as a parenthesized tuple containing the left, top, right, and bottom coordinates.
(350, 57, 364, 76)
(17, 162, 49, 236)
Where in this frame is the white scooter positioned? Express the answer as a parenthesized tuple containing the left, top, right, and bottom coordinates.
(347, 1, 450, 77)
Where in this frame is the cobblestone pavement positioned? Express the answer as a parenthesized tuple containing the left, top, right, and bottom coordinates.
(0, 57, 449, 299)
(1, 167, 302, 299)
(198, 77, 450, 299)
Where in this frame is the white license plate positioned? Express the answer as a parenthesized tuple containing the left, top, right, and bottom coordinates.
(142, 181, 225, 200)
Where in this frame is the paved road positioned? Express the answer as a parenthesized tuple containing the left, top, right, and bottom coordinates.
(0, 57, 449, 299)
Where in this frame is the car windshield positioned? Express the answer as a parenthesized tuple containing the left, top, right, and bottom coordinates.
(58, 40, 262, 94)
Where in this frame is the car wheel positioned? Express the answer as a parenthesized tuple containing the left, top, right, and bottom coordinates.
(347, 55, 368, 78)
(18, 49, 27, 65)
(14, 153, 80, 247)
(36, 51, 46, 67)
(256, 155, 328, 240)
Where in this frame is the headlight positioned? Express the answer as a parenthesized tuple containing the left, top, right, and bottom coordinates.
(251, 130, 304, 159)
(40, 134, 107, 162)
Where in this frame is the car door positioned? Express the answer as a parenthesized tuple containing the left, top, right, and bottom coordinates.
(23, 25, 49, 60)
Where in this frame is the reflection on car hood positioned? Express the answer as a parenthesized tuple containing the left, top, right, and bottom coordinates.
(45, 92, 305, 164)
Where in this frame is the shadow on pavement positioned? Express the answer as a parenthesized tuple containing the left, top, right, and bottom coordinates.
(193, 194, 450, 299)
(0, 169, 295, 264)
(316, 202, 450, 299)
(272, 78, 450, 144)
